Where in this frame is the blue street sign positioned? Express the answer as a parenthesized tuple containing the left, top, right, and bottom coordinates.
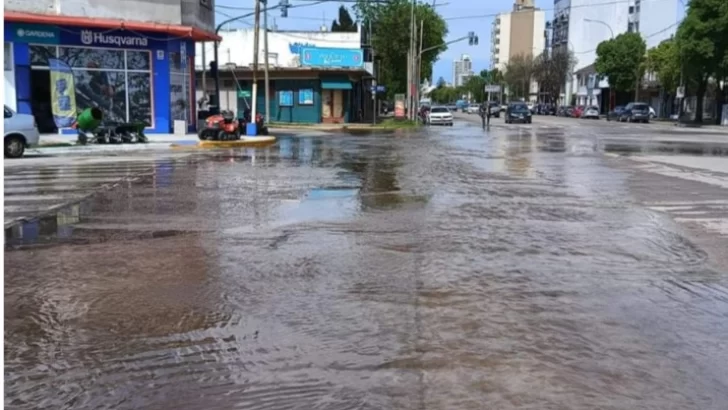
(376, 85, 386, 92)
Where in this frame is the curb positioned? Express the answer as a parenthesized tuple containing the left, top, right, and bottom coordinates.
(30, 142, 184, 156)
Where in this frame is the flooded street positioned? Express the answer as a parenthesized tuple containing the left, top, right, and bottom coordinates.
(5, 120, 728, 409)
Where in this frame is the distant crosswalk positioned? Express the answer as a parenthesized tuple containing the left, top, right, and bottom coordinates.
(4, 155, 182, 228)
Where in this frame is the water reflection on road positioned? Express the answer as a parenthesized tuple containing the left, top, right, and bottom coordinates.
(5, 124, 728, 410)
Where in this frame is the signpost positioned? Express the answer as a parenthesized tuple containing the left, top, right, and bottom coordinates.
(484, 84, 501, 104)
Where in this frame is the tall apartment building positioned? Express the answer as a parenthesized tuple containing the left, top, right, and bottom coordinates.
(490, 0, 546, 72)
(551, 0, 679, 102)
(452, 54, 473, 87)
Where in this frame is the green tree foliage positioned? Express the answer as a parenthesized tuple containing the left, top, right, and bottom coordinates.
(331, 6, 357, 33)
(533, 48, 576, 105)
(503, 54, 535, 99)
(430, 86, 461, 104)
(646, 40, 680, 93)
(675, 0, 728, 123)
(356, 0, 448, 98)
(594, 32, 646, 93)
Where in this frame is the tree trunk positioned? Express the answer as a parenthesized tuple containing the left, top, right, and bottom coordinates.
(694, 82, 706, 124)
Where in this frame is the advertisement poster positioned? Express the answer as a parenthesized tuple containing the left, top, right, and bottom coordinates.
(394, 93, 405, 118)
(49, 58, 77, 128)
(279, 90, 293, 107)
(299, 89, 314, 105)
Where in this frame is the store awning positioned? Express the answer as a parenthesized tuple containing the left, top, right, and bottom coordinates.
(4, 11, 221, 42)
(321, 76, 352, 90)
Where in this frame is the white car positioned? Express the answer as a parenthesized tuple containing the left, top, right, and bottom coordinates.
(582, 106, 600, 119)
(4, 105, 40, 158)
(467, 104, 480, 114)
(427, 106, 454, 126)
(527, 102, 535, 113)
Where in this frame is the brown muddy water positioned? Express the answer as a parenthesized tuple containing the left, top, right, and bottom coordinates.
(5, 124, 728, 409)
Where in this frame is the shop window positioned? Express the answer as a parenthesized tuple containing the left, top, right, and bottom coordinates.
(5, 43, 12, 71)
(30, 45, 57, 67)
(59, 47, 125, 70)
(28, 46, 152, 127)
(169, 51, 191, 122)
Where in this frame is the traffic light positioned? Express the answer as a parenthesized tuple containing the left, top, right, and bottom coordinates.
(280, 0, 289, 17)
(468, 31, 479, 46)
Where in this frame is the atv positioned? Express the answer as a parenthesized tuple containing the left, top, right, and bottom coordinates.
(198, 110, 241, 141)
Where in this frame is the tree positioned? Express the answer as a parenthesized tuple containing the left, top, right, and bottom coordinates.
(645, 39, 680, 117)
(355, 0, 448, 99)
(594, 32, 646, 95)
(675, 0, 728, 124)
(331, 6, 357, 32)
(436, 76, 447, 88)
(533, 48, 576, 105)
(503, 54, 535, 100)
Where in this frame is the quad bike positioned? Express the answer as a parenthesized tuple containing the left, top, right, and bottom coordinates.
(198, 110, 241, 141)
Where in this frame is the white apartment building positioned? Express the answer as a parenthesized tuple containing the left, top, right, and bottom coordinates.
(552, 0, 679, 104)
(452, 54, 473, 87)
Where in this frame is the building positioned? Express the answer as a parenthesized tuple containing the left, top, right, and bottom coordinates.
(452, 54, 472, 87)
(551, 0, 679, 107)
(4, 0, 218, 136)
(195, 28, 374, 124)
(490, 0, 546, 72)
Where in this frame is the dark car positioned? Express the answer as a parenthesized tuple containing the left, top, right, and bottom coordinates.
(606, 105, 625, 121)
(505, 103, 532, 124)
(619, 102, 651, 123)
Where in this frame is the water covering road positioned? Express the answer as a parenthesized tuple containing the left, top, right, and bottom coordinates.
(5, 121, 728, 409)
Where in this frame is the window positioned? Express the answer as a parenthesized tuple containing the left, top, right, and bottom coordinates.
(29, 46, 153, 126)
(4, 43, 12, 71)
(629, 6, 634, 13)
(169, 50, 192, 123)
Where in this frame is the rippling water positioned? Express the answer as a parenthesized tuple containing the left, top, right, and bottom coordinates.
(5, 124, 728, 409)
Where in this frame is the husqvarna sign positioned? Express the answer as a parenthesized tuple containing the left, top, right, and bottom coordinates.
(79, 30, 148, 47)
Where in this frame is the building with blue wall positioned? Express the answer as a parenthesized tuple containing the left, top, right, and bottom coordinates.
(4, 14, 218, 136)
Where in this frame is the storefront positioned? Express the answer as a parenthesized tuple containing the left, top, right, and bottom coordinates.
(4, 21, 201, 135)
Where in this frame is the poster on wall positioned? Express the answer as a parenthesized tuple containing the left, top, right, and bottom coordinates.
(49, 59, 77, 128)
(299, 89, 314, 105)
(279, 91, 293, 107)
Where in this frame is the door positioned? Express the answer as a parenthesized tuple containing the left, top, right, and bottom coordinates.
(322, 90, 332, 119)
(333, 90, 343, 118)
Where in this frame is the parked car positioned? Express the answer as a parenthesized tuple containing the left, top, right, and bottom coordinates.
(467, 104, 480, 114)
(649, 106, 656, 119)
(488, 102, 501, 118)
(606, 105, 625, 121)
(505, 102, 532, 124)
(619, 102, 651, 123)
(582, 106, 600, 119)
(427, 106, 454, 126)
(4, 105, 40, 158)
(527, 102, 535, 114)
(557, 106, 572, 117)
(572, 105, 585, 118)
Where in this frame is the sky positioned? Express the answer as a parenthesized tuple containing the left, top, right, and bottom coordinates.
(213, 0, 550, 82)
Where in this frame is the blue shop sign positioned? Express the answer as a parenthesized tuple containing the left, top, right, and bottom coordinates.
(11, 24, 60, 44)
(300, 47, 363, 68)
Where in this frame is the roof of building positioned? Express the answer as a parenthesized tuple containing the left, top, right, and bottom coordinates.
(5, 11, 221, 42)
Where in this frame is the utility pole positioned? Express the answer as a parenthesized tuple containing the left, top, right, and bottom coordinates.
(416, 19, 424, 114)
(263, 1, 271, 123)
(250, 0, 262, 133)
(201, 45, 207, 102)
(408, 0, 416, 120)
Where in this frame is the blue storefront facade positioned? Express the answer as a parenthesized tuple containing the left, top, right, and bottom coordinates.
(4, 22, 197, 135)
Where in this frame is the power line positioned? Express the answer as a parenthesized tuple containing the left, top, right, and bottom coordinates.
(444, 0, 673, 21)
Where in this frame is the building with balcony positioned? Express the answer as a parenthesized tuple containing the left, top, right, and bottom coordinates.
(4, 0, 219, 136)
(550, 0, 679, 107)
(452, 54, 473, 87)
(490, 0, 545, 73)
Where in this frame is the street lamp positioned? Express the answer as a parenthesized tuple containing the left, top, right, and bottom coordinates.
(584, 18, 614, 39)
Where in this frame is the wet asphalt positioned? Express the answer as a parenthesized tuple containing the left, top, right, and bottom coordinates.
(4, 116, 728, 410)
